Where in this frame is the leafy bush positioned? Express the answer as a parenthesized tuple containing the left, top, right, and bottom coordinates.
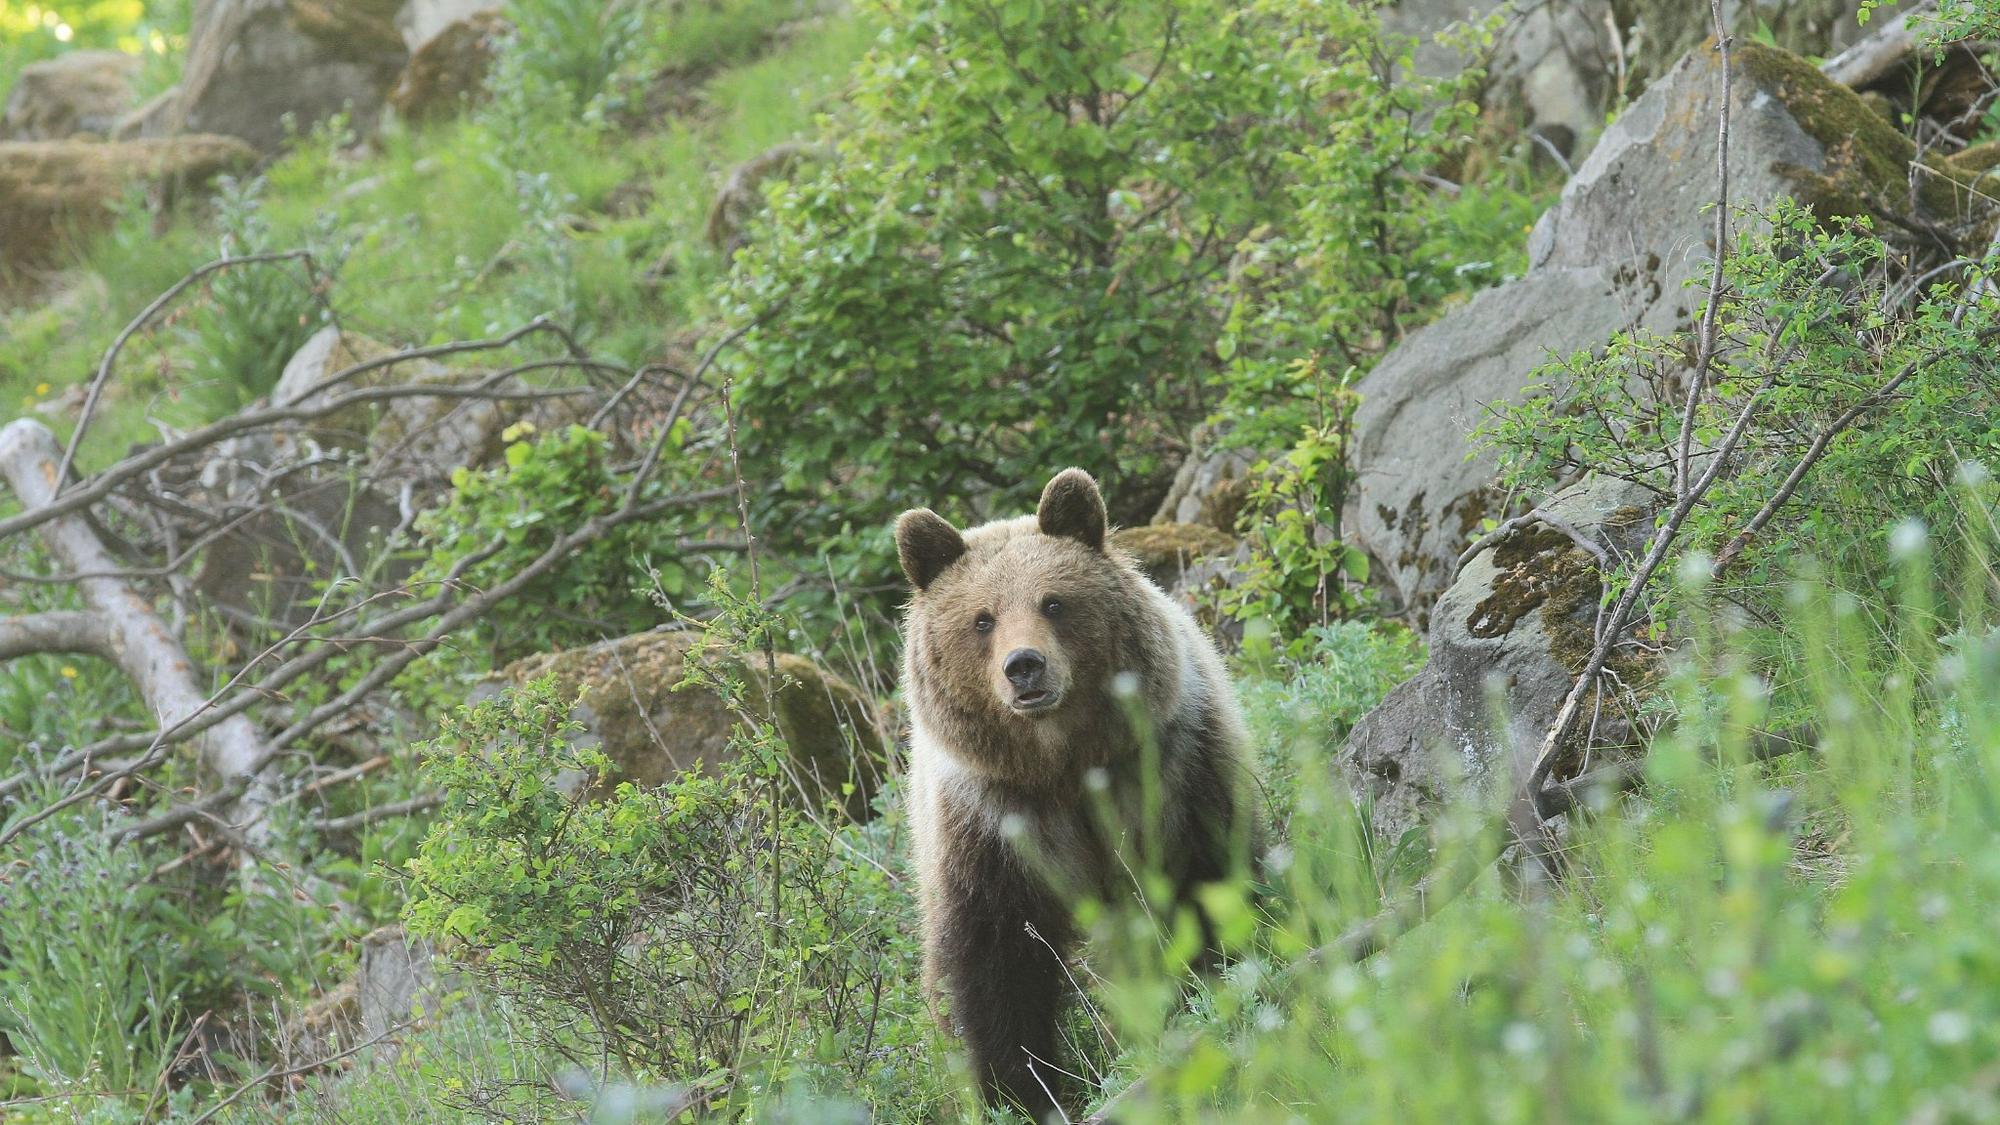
(1215, 358, 1371, 652)
(412, 424, 712, 665)
(1083, 546, 2000, 1122)
(177, 177, 337, 410)
(1483, 203, 1999, 627)
(720, 0, 1377, 550)
(402, 673, 944, 1115)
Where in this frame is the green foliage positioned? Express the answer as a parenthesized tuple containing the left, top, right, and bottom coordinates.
(412, 424, 709, 664)
(721, 0, 1379, 550)
(500, 0, 646, 112)
(1085, 545, 2000, 1122)
(0, 800, 178, 1109)
(1236, 620, 1425, 824)
(0, 0, 186, 100)
(402, 674, 947, 1115)
(1216, 358, 1371, 654)
(177, 177, 337, 411)
(1484, 202, 1998, 625)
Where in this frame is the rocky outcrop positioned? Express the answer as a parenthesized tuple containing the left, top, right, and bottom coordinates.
(1344, 40, 1998, 626)
(0, 136, 256, 273)
(496, 630, 887, 820)
(389, 9, 508, 122)
(161, 0, 409, 151)
(0, 51, 142, 140)
(1337, 477, 1658, 844)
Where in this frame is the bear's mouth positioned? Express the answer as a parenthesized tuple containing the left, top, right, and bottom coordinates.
(1009, 689, 1059, 714)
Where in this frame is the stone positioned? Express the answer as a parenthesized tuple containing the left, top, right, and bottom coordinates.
(1344, 41, 1993, 626)
(389, 10, 509, 123)
(283, 978, 360, 1067)
(1151, 430, 1257, 533)
(0, 136, 256, 275)
(498, 630, 887, 820)
(357, 924, 455, 1045)
(395, 0, 504, 52)
(164, 0, 409, 152)
(1336, 477, 1659, 844)
(0, 50, 142, 141)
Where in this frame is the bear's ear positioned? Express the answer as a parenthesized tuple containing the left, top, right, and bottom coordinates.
(896, 508, 966, 590)
(1037, 468, 1106, 551)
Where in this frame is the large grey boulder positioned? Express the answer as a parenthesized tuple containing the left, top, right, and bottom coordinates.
(1337, 477, 1658, 844)
(0, 51, 142, 140)
(161, 0, 409, 151)
(1344, 41, 1964, 626)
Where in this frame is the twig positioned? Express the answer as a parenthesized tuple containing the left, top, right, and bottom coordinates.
(311, 794, 444, 834)
(186, 1019, 417, 1125)
(57, 251, 319, 492)
(1675, 3, 1735, 500)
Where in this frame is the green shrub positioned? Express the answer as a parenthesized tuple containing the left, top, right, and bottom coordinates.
(0, 802, 179, 1110)
(176, 177, 337, 411)
(719, 0, 1378, 552)
(402, 673, 946, 1115)
(1483, 203, 1998, 636)
(411, 424, 714, 665)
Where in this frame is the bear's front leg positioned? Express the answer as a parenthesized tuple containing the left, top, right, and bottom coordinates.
(935, 825, 1076, 1121)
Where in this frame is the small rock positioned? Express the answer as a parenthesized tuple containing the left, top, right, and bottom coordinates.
(389, 10, 510, 123)
(499, 630, 887, 820)
(0, 50, 142, 141)
(1151, 428, 1257, 533)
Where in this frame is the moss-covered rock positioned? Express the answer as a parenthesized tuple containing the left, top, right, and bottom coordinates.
(1110, 522, 1237, 591)
(0, 136, 255, 278)
(1338, 479, 1659, 843)
(500, 630, 886, 821)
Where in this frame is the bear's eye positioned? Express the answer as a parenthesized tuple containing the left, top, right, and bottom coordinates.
(974, 612, 995, 634)
(1041, 597, 1064, 618)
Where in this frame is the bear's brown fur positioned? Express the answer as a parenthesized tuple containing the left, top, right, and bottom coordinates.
(896, 468, 1258, 1119)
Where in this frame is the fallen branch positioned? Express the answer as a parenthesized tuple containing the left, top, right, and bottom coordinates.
(0, 610, 114, 660)
(0, 419, 281, 846)
(1819, 1, 1937, 89)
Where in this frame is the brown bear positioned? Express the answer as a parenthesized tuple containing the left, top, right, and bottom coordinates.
(896, 467, 1258, 1120)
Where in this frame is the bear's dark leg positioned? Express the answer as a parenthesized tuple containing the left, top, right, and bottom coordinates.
(941, 828, 1075, 1121)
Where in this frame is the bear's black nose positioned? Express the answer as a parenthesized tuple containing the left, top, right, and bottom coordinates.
(1003, 648, 1046, 688)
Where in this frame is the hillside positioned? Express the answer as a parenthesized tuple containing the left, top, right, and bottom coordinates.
(1, 0, 1998, 1121)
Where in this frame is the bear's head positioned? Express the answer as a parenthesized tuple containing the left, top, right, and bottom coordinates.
(897, 469, 1152, 766)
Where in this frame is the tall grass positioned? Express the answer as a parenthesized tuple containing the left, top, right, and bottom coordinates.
(1074, 512, 2000, 1121)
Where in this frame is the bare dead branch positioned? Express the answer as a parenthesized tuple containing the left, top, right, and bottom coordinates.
(0, 418, 281, 844)
(57, 251, 321, 491)
(310, 794, 444, 835)
(0, 610, 115, 660)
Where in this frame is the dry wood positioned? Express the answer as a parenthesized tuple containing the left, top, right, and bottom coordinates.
(0, 418, 280, 846)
